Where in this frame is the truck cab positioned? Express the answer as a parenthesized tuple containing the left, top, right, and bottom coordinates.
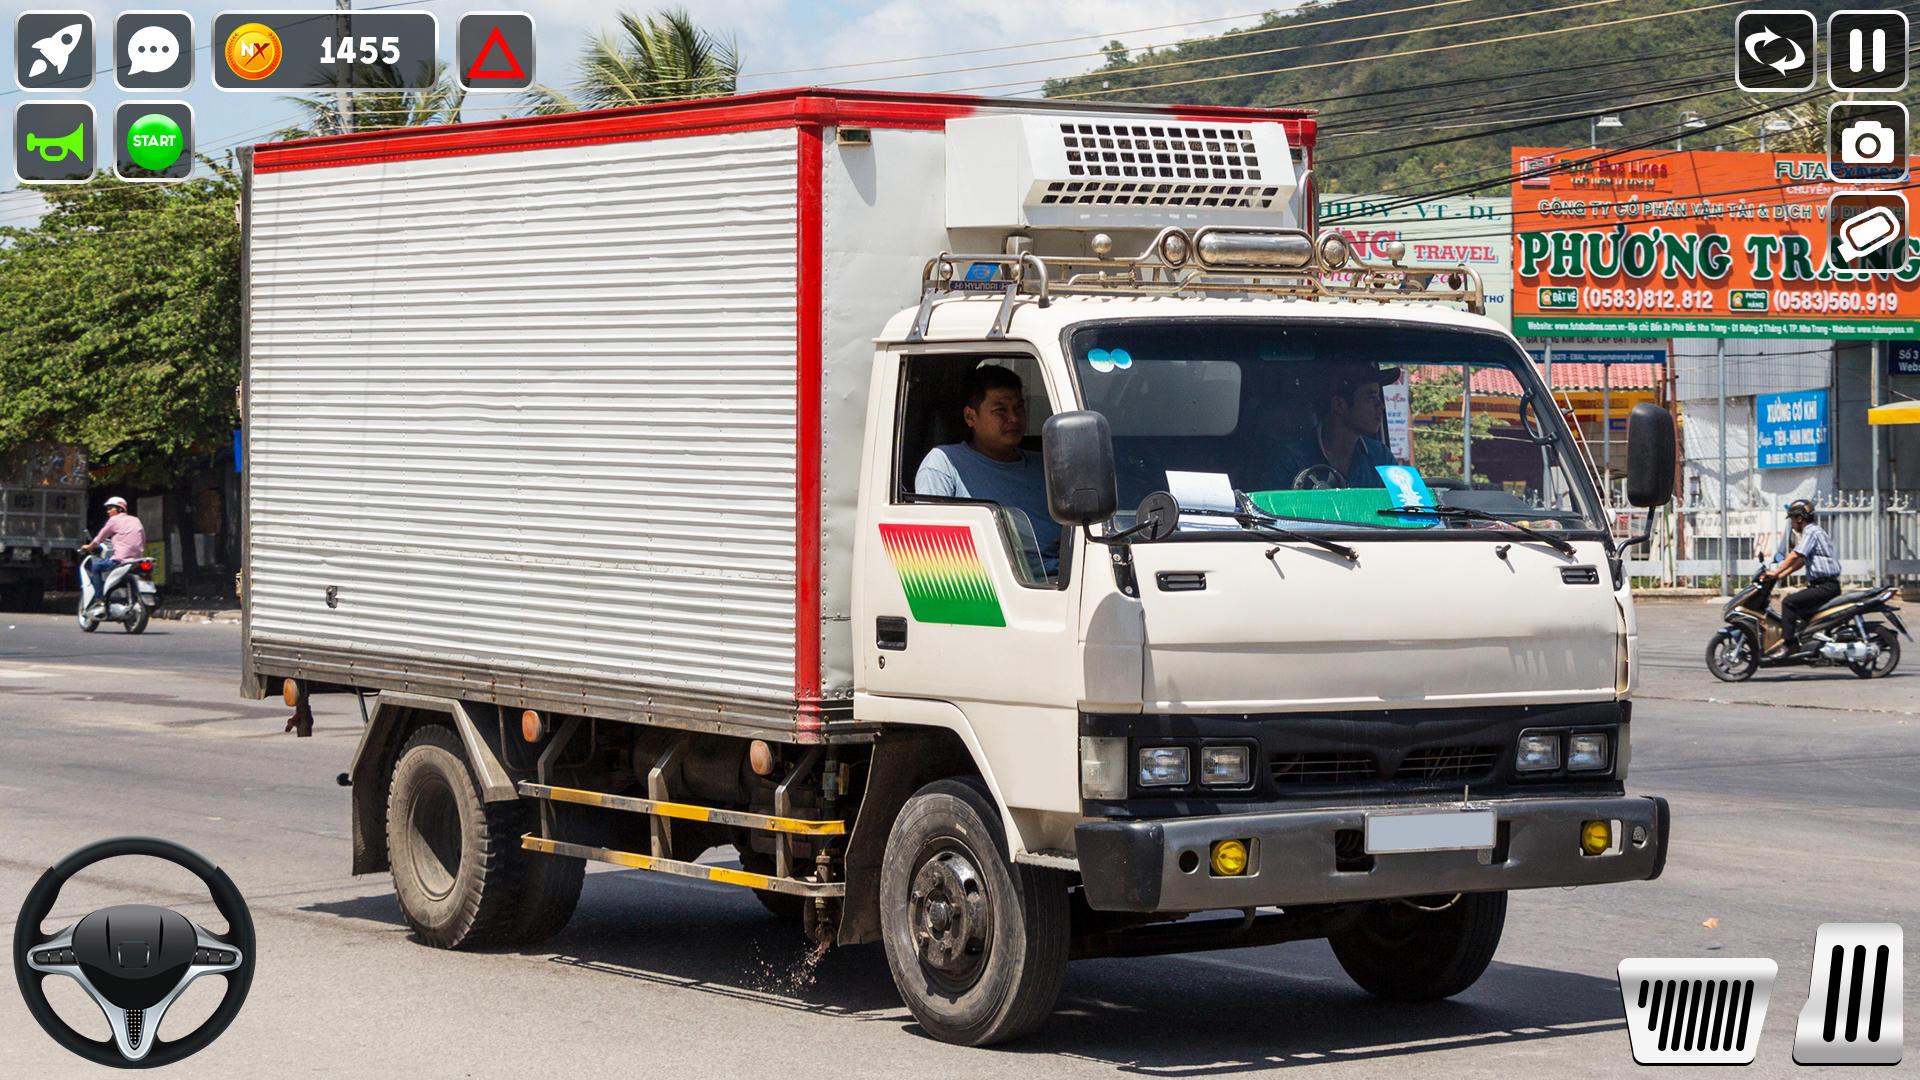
(848, 235, 1672, 1040)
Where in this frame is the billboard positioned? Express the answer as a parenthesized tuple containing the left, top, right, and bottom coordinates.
(1756, 389, 1831, 468)
(1510, 148, 1920, 339)
(1321, 195, 1512, 328)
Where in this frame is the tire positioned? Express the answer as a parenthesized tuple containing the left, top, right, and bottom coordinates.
(386, 726, 525, 949)
(122, 592, 149, 634)
(1850, 625, 1901, 679)
(1706, 626, 1758, 682)
(1329, 890, 1507, 1002)
(878, 778, 1070, 1046)
(505, 837, 584, 946)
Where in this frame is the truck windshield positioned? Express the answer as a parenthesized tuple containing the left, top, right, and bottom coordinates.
(1067, 319, 1607, 536)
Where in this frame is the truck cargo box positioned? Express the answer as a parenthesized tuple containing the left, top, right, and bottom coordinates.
(240, 89, 1313, 741)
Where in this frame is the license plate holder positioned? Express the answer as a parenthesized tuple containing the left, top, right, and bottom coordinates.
(1363, 809, 1496, 854)
(136, 580, 157, 595)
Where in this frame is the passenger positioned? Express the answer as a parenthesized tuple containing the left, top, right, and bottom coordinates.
(1276, 362, 1400, 489)
(1764, 499, 1842, 652)
(914, 364, 1060, 576)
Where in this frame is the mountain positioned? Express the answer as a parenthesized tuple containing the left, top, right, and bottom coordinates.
(1044, 0, 1914, 197)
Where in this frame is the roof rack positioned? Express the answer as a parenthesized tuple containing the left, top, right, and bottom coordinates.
(907, 226, 1485, 341)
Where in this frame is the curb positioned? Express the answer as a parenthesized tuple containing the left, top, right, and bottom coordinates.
(155, 607, 241, 623)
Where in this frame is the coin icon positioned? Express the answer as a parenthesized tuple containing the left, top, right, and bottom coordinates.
(223, 22, 281, 81)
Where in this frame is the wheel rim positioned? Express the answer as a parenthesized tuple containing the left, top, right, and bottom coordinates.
(407, 776, 462, 901)
(1711, 630, 1752, 675)
(1862, 633, 1898, 676)
(908, 843, 993, 994)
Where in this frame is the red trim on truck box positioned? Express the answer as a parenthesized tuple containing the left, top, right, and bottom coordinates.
(795, 124, 825, 731)
(252, 87, 1313, 174)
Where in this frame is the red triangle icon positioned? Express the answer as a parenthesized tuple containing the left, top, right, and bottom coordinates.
(466, 26, 526, 81)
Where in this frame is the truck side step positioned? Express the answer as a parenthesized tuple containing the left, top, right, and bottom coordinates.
(521, 836, 846, 898)
(516, 781, 846, 836)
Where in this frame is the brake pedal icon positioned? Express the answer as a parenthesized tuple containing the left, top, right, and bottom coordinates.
(1618, 958, 1778, 1064)
(1794, 923, 1903, 1065)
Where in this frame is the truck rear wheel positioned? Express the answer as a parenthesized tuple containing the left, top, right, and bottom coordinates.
(386, 726, 525, 949)
(1329, 890, 1506, 1002)
(878, 778, 1069, 1046)
(506, 840, 584, 945)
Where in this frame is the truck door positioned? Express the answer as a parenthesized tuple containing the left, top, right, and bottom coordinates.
(857, 348, 1083, 816)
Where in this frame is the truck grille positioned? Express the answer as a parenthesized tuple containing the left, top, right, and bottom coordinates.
(1400, 745, 1501, 779)
(1268, 745, 1500, 786)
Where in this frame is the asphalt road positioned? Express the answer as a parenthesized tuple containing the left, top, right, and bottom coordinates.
(0, 609, 1912, 1078)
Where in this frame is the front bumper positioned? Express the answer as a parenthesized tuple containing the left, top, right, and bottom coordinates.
(1075, 794, 1669, 913)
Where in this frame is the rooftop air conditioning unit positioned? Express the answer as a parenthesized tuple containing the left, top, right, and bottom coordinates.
(946, 113, 1298, 231)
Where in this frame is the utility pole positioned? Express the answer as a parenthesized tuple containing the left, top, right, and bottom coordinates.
(336, 0, 354, 134)
(1871, 340, 1884, 583)
(1728, 336, 1743, 591)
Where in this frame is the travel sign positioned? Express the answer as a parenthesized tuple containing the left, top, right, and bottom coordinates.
(1510, 147, 1920, 339)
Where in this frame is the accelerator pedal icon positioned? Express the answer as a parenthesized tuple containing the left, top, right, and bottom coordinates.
(1794, 923, 1903, 1065)
(1617, 957, 1778, 1065)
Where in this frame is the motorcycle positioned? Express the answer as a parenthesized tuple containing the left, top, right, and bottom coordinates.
(1706, 565, 1910, 681)
(75, 544, 159, 634)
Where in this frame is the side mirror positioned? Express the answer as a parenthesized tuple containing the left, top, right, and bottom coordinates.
(1625, 402, 1676, 508)
(1042, 411, 1117, 526)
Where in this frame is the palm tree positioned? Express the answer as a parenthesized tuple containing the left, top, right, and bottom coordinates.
(521, 8, 738, 116)
(274, 58, 466, 140)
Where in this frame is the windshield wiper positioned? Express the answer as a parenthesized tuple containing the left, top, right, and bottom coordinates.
(1233, 497, 1359, 561)
(1376, 504, 1576, 555)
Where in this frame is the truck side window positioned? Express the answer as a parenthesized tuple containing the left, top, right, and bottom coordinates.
(892, 354, 1065, 588)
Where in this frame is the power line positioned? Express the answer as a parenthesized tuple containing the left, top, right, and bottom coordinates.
(1020, 0, 1746, 99)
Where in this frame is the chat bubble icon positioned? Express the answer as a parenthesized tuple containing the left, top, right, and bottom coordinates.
(126, 25, 181, 76)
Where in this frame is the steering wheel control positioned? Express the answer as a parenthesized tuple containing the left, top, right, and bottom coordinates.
(13, 837, 255, 1068)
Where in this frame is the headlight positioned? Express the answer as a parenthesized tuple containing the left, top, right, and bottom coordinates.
(1567, 732, 1611, 772)
(1079, 737, 1128, 799)
(1515, 731, 1560, 772)
(1198, 745, 1250, 786)
(1138, 746, 1190, 787)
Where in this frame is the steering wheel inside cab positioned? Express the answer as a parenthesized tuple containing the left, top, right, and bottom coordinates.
(13, 837, 255, 1068)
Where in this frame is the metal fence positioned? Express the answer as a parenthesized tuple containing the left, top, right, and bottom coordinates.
(1626, 490, 1920, 586)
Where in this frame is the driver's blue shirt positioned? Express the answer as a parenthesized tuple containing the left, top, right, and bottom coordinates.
(914, 442, 1060, 575)
(1274, 432, 1395, 489)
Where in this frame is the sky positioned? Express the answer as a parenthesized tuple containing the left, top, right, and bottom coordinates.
(1, 0, 1282, 226)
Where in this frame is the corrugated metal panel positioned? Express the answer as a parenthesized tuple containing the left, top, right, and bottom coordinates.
(247, 129, 802, 704)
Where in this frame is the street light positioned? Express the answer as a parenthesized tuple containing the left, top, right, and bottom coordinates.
(1591, 113, 1623, 148)
(1675, 110, 1707, 150)
(1761, 116, 1793, 152)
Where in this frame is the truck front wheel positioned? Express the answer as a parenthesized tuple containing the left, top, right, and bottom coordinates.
(878, 778, 1069, 1046)
(1329, 890, 1506, 1002)
(386, 726, 526, 949)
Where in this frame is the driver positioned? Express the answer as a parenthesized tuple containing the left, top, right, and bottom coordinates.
(1764, 499, 1841, 652)
(914, 363, 1060, 575)
(83, 496, 146, 616)
(1277, 361, 1400, 489)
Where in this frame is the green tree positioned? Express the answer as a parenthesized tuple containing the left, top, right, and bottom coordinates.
(522, 8, 739, 115)
(274, 58, 466, 139)
(1408, 371, 1495, 482)
(0, 171, 241, 483)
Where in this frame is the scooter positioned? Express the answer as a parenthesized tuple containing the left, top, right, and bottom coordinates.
(1706, 563, 1910, 681)
(75, 545, 159, 634)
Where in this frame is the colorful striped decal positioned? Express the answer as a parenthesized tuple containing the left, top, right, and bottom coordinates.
(877, 523, 1005, 627)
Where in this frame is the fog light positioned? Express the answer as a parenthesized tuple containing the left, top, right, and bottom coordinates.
(1516, 731, 1560, 772)
(1080, 737, 1128, 799)
(1199, 745, 1250, 786)
(1138, 746, 1190, 787)
(1567, 732, 1610, 772)
(1211, 839, 1249, 876)
(1581, 819, 1612, 856)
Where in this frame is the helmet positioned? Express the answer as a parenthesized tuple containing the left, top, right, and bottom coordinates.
(103, 496, 128, 511)
(1786, 498, 1816, 521)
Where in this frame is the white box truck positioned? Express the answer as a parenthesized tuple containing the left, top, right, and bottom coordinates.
(240, 89, 1676, 1045)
